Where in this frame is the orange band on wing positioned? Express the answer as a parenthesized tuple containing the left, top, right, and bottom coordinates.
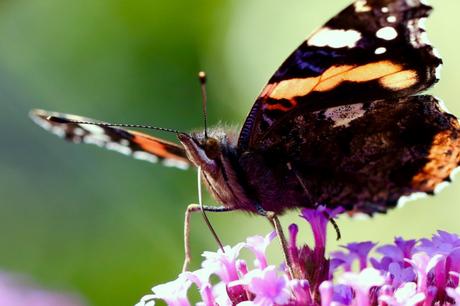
(268, 77, 320, 100)
(315, 61, 402, 91)
(131, 132, 189, 162)
(411, 128, 460, 191)
(261, 61, 418, 103)
(265, 99, 298, 111)
(379, 70, 418, 90)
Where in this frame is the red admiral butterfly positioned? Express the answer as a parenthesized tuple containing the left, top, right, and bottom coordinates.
(30, 0, 460, 273)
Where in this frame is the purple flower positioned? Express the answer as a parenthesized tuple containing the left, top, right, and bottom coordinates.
(245, 232, 277, 269)
(331, 284, 353, 305)
(290, 279, 312, 305)
(376, 244, 404, 263)
(318, 281, 334, 306)
(237, 260, 249, 276)
(201, 243, 244, 284)
(343, 241, 376, 270)
(379, 282, 426, 305)
(183, 268, 211, 288)
(0, 272, 85, 306)
(387, 262, 416, 288)
(372, 237, 418, 272)
(339, 268, 385, 305)
(394, 237, 417, 259)
(425, 286, 438, 306)
(136, 275, 191, 306)
(417, 230, 460, 256)
(294, 207, 337, 293)
(446, 286, 460, 304)
(231, 266, 290, 306)
(405, 252, 444, 293)
(288, 224, 300, 268)
(210, 283, 232, 306)
(300, 206, 342, 251)
(135, 295, 156, 306)
(370, 255, 394, 272)
(448, 250, 460, 287)
(330, 250, 354, 272)
(183, 268, 215, 305)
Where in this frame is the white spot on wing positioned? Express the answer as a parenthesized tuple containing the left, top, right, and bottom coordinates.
(375, 47, 387, 55)
(450, 166, 460, 182)
(308, 27, 362, 49)
(420, 32, 430, 46)
(386, 16, 397, 23)
(435, 64, 442, 80)
(83, 133, 110, 143)
(133, 151, 159, 163)
(163, 158, 189, 170)
(434, 181, 450, 194)
(376, 27, 398, 40)
(407, 19, 433, 48)
(354, 0, 371, 12)
(51, 127, 66, 138)
(418, 17, 427, 30)
(120, 139, 130, 146)
(106, 142, 132, 155)
(432, 48, 442, 59)
(434, 96, 451, 114)
(30, 114, 52, 131)
(83, 136, 105, 147)
(73, 127, 85, 136)
(323, 103, 366, 128)
(80, 124, 105, 134)
(397, 192, 427, 208)
(30, 112, 68, 138)
(381, 7, 389, 13)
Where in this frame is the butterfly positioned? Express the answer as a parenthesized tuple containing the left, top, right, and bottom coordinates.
(31, 0, 459, 270)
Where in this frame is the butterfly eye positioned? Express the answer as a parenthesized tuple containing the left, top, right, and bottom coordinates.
(204, 137, 220, 159)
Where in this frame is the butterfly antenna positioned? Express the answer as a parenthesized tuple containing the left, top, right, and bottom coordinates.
(46, 116, 184, 134)
(198, 71, 209, 139)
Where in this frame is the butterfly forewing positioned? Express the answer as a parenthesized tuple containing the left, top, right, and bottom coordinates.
(238, 0, 442, 150)
(30, 109, 191, 170)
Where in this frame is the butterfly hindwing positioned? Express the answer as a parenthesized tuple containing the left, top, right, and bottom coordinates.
(239, 95, 460, 214)
(238, 0, 442, 150)
(30, 109, 190, 170)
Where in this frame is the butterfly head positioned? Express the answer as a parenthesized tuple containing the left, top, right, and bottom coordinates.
(177, 131, 232, 175)
(202, 137, 221, 159)
(178, 130, 247, 211)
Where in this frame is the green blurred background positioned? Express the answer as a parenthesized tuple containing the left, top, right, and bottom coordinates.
(1, 0, 459, 305)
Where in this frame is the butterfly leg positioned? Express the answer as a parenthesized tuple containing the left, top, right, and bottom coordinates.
(182, 204, 233, 272)
(255, 204, 296, 279)
(324, 212, 341, 241)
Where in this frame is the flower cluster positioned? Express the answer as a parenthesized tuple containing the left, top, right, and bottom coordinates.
(136, 207, 460, 306)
